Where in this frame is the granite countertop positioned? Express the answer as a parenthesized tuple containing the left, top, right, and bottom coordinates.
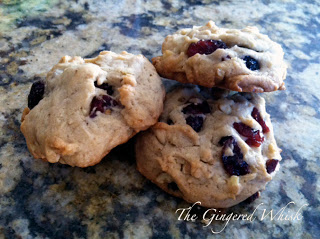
(0, 0, 319, 238)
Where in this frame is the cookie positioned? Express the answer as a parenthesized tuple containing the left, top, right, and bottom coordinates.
(21, 51, 165, 167)
(153, 21, 287, 93)
(135, 86, 281, 208)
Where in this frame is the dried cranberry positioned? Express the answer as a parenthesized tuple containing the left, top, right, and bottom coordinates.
(266, 159, 279, 174)
(182, 101, 211, 115)
(28, 81, 45, 109)
(94, 81, 114, 95)
(187, 39, 227, 57)
(243, 56, 260, 71)
(233, 122, 264, 147)
(251, 107, 270, 133)
(182, 101, 211, 132)
(220, 136, 250, 176)
(89, 95, 118, 118)
(185, 115, 204, 132)
(218, 136, 234, 146)
(244, 191, 260, 203)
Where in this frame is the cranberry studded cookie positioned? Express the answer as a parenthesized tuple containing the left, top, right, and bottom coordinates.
(135, 86, 281, 208)
(153, 21, 287, 92)
(21, 51, 165, 167)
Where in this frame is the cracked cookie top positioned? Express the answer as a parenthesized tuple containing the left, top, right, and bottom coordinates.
(153, 21, 287, 92)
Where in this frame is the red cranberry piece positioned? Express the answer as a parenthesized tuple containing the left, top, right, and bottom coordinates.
(243, 56, 260, 71)
(182, 101, 211, 132)
(89, 95, 118, 118)
(266, 159, 279, 174)
(251, 107, 270, 133)
(28, 81, 45, 109)
(245, 137, 263, 147)
(182, 101, 211, 115)
(185, 115, 204, 132)
(94, 81, 114, 95)
(244, 191, 260, 204)
(220, 136, 250, 176)
(187, 39, 227, 57)
(218, 136, 234, 146)
(233, 122, 264, 147)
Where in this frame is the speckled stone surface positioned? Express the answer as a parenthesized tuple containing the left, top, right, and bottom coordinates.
(0, 0, 319, 238)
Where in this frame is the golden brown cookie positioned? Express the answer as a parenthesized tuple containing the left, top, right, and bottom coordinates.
(136, 86, 281, 208)
(21, 51, 165, 167)
(153, 21, 287, 92)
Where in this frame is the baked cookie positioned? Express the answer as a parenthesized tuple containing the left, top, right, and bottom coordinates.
(135, 86, 281, 208)
(153, 21, 287, 93)
(21, 51, 165, 167)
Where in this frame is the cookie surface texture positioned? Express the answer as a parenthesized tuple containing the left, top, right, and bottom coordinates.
(21, 51, 165, 167)
(135, 86, 281, 208)
(153, 21, 287, 92)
